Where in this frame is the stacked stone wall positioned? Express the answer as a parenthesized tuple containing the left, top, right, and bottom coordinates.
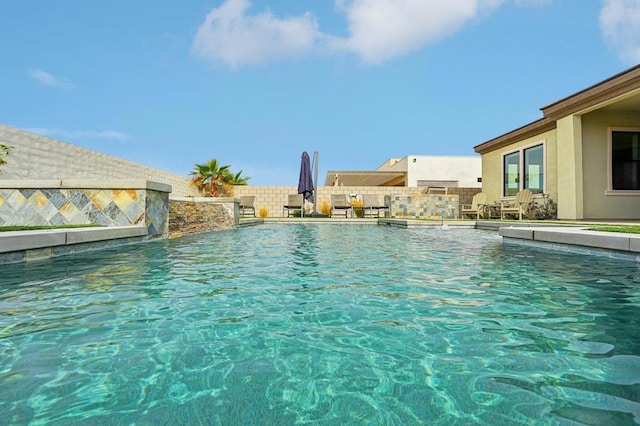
(169, 199, 235, 238)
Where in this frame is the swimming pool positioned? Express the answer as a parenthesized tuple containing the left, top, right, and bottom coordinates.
(1, 224, 639, 424)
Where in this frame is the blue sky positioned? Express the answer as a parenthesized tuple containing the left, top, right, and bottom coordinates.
(2, 0, 640, 185)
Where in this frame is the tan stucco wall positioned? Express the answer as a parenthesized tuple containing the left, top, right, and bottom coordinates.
(581, 110, 640, 219)
(481, 109, 640, 220)
(481, 129, 558, 206)
(556, 115, 583, 219)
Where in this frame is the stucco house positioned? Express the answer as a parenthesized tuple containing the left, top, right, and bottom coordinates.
(474, 65, 640, 220)
(325, 155, 482, 189)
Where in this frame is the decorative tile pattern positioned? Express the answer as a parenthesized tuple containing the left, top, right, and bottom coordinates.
(388, 195, 459, 219)
(0, 188, 150, 228)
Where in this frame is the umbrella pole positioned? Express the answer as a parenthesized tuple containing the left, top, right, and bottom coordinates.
(312, 151, 319, 215)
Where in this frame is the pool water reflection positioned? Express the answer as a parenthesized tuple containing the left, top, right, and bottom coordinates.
(0, 225, 639, 424)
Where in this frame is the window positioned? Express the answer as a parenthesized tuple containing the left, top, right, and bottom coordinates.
(502, 143, 544, 197)
(524, 144, 544, 194)
(611, 131, 640, 190)
(503, 152, 519, 196)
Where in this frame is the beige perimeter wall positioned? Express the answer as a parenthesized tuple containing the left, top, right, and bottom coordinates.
(0, 125, 198, 198)
(233, 185, 480, 217)
(0, 125, 482, 216)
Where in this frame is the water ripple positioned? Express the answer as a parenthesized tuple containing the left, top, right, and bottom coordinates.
(1, 225, 639, 424)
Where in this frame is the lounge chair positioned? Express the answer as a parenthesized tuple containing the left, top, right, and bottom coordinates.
(239, 196, 256, 217)
(362, 194, 389, 218)
(283, 194, 305, 217)
(461, 192, 487, 219)
(330, 194, 353, 218)
(501, 189, 533, 220)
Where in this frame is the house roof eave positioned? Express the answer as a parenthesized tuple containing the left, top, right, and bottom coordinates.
(541, 64, 640, 119)
(475, 64, 640, 155)
(474, 118, 556, 155)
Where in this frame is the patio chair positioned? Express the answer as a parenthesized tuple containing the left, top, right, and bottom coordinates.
(330, 194, 353, 218)
(362, 194, 389, 218)
(239, 196, 256, 217)
(500, 189, 533, 220)
(461, 192, 487, 219)
(283, 194, 305, 217)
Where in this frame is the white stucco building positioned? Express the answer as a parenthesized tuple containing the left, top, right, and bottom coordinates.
(325, 155, 482, 188)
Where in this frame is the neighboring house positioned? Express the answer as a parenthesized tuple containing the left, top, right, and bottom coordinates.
(474, 65, 640, 220)
(325, 155, 482, 188)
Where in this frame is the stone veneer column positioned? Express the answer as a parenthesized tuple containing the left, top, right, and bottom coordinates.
(145, 183, 171, 238)
(168, 197, 237, 238)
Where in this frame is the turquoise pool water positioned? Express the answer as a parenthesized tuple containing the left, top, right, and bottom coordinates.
(1, 224, 639, 425)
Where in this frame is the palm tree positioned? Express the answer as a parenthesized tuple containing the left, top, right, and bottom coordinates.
(0, 143, 12, 173)
(229, 170, 251, 185)
(190, 159, 231, 197)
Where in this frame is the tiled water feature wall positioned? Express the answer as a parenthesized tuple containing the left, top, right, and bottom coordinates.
(387, 194, 459, 219)
(0, 180, 170, 238)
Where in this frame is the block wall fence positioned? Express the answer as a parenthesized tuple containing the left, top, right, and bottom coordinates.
(0, 125, 198, 198)
(0, 125, 481, 219)
(233, 186, 481, 218)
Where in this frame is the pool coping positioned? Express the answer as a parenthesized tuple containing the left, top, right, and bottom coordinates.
(0, 225, 148, 253)
(498, 225, 640, 255)
(0, 225, 148, 263)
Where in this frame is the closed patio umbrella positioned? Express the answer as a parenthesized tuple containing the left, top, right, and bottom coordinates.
(298, 151, 314, 204)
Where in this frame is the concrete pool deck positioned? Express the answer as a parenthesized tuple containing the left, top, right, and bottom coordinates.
(496, 224, 640, 261)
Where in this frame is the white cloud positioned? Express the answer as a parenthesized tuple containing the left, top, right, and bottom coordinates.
(29, 69, 74, 89)
(192, 0, 323, 68)
(192, 0, 555, 67)
(24, 127, 130, 141)
(600, 0, 640, 63)
(333, 0, 494, 64)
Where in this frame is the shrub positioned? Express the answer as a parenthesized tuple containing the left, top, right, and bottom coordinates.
(321, 201, 331, 215)
(529, 197, 557, 220)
